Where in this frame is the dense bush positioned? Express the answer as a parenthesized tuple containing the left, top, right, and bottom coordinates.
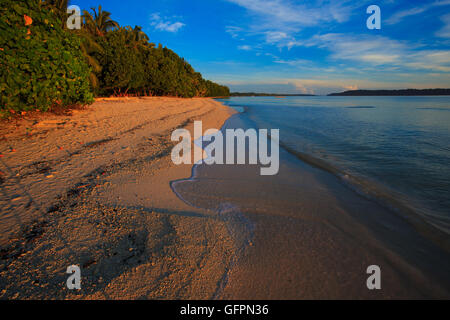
(96, 28, 230, 98)
(0, 0, 94, 114)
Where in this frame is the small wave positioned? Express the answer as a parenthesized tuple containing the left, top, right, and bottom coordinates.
(346, 106, 376, 109)
(278, 140, 450, 250)
(416, 107, 450, 111)
(232, 106, 246, 113)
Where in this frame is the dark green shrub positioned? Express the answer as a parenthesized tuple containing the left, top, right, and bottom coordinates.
(97, 29, 230, 98)
(0, 0, 93, 114)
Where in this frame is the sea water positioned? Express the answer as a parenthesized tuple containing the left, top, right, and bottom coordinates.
(216, 96, 450, 234)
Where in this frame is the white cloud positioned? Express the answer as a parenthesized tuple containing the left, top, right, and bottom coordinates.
(227, 0, 320, 26)
(226, 0, 362, 27)
(293, 33, 450, 72)
(304, 33, 405, 65)
(436, 13, 450, 38)
(224, 0, 370, 45)
(238, 45, 252, 50)
(385, 7, 428, 25)
(265, 31, 289, 44)
(273, 58, 311, 66)
(150, 13, 185, 33)
(226, 26, 244, 39)
(385, 0, 450, 25)
(405, 50, 450, 72)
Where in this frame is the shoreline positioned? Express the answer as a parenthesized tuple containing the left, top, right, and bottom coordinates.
(172, 111, 450, 299)
(276, 132, 450, 252)
(217, 97, 450, 253)
(1, 97, 449, 299)
(0, 97, 238, 299)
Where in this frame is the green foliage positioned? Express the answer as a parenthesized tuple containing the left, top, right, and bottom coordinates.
(78, 6, 229, 98)
(83, 5, 119, 37)
(0, 0, 94, 113)
(42, 0, 69, 25)
(96, 27, 145, 95)
(203, 79, 230, 97)
(96, 29, 230, 98)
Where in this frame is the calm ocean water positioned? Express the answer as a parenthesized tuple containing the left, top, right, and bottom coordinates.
(216, 96, 450, 234)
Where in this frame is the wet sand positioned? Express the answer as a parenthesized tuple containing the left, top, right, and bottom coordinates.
(173, 114, 450, 299)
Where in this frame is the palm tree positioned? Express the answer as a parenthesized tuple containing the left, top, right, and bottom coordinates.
(43, 0, 69, 24)
(131, 26, 149, 42)
(77, 6, 119, 90)
(83, 6, 119, 37)
(76, 30, 104, 90)
(43, 0, 69, 11)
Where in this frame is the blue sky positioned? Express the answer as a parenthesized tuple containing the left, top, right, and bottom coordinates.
(73, 0, 450, 95)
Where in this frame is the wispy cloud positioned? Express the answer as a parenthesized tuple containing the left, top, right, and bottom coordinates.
(385, 0, 450, 25)
(226, 0, 363, 27)
(385, 7, 428, 25)
(273, 58, 312, 66)
(304, 33, 405, 65)
(238, 45, 252, 50)
(298, 33, 450, 72)
(405, 50, 450, 72)
(224, 0, 372, 49)
(436, 13, 450, 38)
(226, 0, 323, 26)
(224, 0, 371, 44)
(150, 13, 185, 33)
(265, 31, 289, 44)
(226, 26, 244, 39)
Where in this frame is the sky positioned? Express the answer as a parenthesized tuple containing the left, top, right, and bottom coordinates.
(73, 0, 450, 95)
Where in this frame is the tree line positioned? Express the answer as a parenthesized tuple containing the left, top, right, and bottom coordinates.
(0, 0, 230, 115)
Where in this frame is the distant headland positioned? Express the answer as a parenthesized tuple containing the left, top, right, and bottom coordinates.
(328, 89, 450, 96)
(231, 92, 315, 97)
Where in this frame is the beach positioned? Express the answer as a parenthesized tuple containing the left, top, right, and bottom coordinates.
(0, 97, 449, 299)
(0, 97, 237, 299)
